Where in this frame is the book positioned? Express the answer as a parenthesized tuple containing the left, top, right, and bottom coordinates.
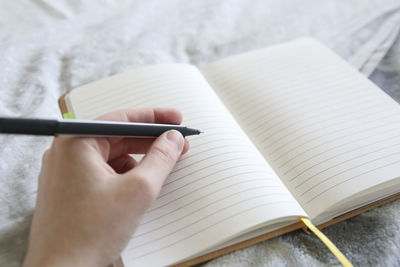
(58, 38, 400, 266)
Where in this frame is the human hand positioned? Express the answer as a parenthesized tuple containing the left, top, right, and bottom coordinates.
(23, 108, 189, 267)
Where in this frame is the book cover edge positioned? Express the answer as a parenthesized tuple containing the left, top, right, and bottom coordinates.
(58, 93, 69, 115)
(173, 194, 400, 266)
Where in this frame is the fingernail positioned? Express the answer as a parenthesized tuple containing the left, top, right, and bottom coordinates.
(167, 130, 184, 151)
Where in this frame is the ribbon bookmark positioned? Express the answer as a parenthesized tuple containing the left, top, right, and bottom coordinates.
(300, 217, 353, 267)
(63, 112, 75, 119)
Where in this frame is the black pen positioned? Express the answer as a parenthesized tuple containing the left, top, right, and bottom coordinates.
(0, 117, 201, 137)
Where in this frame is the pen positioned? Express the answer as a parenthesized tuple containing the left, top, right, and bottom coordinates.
(0, 117, 201, 137)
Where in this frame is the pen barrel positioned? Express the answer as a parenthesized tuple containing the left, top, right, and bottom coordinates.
(0, 118, 58, 135)
(58, 121, 199, 137)
(0, 117, 201, 137)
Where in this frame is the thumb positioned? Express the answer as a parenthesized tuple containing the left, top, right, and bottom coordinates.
(123, 130, 184, 199)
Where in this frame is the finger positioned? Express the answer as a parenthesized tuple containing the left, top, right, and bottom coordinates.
(182, 139, 190, 154)
(122, 130, 184, 200)
(89, 108, 184, 161)
(108, 154, 138, 174)
(97, 107, 182, 128)
(102, 107, 182, 145)
(108, 138, 190, 160)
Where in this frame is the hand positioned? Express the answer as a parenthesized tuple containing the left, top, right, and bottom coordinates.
(23, 108, 189, 267)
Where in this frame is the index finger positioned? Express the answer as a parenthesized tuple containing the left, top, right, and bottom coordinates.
(97, 108, 183, 126)
(97, 107, 183, 146)
(94, 108, 188, 160)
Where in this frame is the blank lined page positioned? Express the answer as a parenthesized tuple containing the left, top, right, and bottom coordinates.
(66, 64, 306, 266)
(202, 39, 400, 219)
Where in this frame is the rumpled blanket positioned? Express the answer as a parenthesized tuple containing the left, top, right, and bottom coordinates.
(1, 1, 400, 266)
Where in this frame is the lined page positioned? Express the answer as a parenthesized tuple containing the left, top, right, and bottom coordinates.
(202, 39, 400, 220)
(66, 65, 306, 266)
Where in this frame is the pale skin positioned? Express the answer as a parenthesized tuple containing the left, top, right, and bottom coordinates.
(23, 108, 190, 267)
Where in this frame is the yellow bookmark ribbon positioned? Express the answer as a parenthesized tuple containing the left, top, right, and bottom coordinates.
(300, 217, 353, 267)
(63, 112, 75, 119)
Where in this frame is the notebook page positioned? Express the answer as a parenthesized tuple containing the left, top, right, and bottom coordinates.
(201, 39, 400, 220)
(65, 64, 306, 266)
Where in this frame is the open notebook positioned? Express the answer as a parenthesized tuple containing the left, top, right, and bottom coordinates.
(59, 39, 400, 266)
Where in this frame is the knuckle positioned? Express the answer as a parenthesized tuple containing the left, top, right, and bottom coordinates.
(133, 175, 159, 203)
(52, 136, 73, 152)
(152, 143, 177, 164)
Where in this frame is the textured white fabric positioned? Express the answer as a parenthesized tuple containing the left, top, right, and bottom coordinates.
(0, 1, 400, 266)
